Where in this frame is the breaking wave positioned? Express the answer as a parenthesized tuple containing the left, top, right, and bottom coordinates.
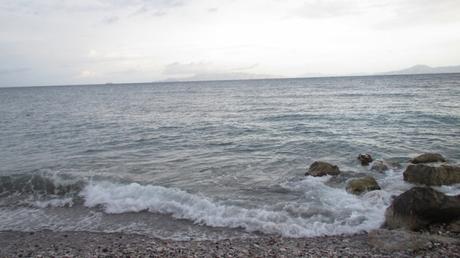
(0, 174, 424, 238)
(79, 178, 392, 237)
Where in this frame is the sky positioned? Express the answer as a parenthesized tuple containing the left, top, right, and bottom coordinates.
(1, 0, 460, 87)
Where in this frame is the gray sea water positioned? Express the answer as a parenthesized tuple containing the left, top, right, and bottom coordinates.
(0, 74, 459, 240)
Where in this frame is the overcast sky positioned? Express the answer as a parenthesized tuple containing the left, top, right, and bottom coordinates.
(1, 0, 460, 87)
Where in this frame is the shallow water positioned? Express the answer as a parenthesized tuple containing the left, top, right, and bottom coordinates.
(0, 74, 459, 239)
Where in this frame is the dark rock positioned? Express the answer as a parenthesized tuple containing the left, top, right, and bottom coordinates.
(358, 154, 373, 166)
(403, 164, 460, 186)
(305, 161, 340, 177)
(411, 153, 446, 164)
(346, 176, 381, 195)
(384, 187, 460, 230)
(370, 160, 390, 173)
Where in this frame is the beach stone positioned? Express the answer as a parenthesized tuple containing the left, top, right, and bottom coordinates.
(447, 219, 460, 233)
(403, 164, 460, 186)
(345, 176, 381, 195)
(411, 153, 446, 164)
(384, 187, 460, 230)
(357, 154, 373, 166)
(368, 229, 432, 251)
(305, 161, 340, 177)
(370, 160, 389, 173)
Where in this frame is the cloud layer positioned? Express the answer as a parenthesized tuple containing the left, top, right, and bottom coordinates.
(1, 0, 459, 86)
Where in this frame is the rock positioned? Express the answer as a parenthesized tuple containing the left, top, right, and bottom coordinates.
(305, 161, 340, 177)
(346, 176, 381, 195)
(384, 187, 460, 230)
(357, 154, 373, 166)
(403, 164, 460, 186)
(411, 153, 446, 164)
(370, 160, 389, 173)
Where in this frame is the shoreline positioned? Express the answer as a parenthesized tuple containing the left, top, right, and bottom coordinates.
(1, 230, 458, 257)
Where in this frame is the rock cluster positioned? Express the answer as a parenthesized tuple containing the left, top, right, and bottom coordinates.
(306, 152, 460, 232)
(306, 160, 381, 195)
(384, 152, 460, 231)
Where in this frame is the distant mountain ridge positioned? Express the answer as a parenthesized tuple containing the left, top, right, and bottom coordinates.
(163, 64, 460, 83)
(381, 64, 460, 75)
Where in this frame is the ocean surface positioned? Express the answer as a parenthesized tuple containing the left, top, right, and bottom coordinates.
(0, 74, 459, 240)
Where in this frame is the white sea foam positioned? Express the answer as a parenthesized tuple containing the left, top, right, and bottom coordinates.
(79, 179, 391, 237)
(433, 184, 460, 196)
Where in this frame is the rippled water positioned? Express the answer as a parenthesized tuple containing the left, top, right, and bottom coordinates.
(0, 74, 459, 239)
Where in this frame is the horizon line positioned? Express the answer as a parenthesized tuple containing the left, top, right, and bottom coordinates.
(1, 71, 460, 89)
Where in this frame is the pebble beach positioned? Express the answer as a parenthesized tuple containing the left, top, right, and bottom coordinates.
(1, 230, 459, 257)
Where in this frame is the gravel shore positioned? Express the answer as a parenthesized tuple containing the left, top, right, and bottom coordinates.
(0, 230, 459, 257)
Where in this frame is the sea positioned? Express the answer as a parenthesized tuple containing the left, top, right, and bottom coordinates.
(0, 74, 459, 240)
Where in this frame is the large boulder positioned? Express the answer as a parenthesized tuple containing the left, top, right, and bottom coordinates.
(305, 161, 340, 177)
(384, 187, 460, 230)
(403, 164, 460, 186)
(411, 153, 446, 164)
(346, 176, 381, 195)
(357, 154, 373, 166)
(370, 160, 389, 173)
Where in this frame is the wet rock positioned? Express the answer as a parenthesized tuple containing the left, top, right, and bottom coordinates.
(305, 161, 340, 177)
(403, 164, 460, 186)
(411, 153, 446, 164)
(384, 187, 460, 230)
(357, 154, 373, 166)
(346, 176, 381, 195)
(370, 160, 389, 173)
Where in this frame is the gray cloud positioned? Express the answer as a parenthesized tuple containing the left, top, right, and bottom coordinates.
(373, 0, 460, 29)
(0, 0, 185, 15)
(109, 0, 185, 16)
